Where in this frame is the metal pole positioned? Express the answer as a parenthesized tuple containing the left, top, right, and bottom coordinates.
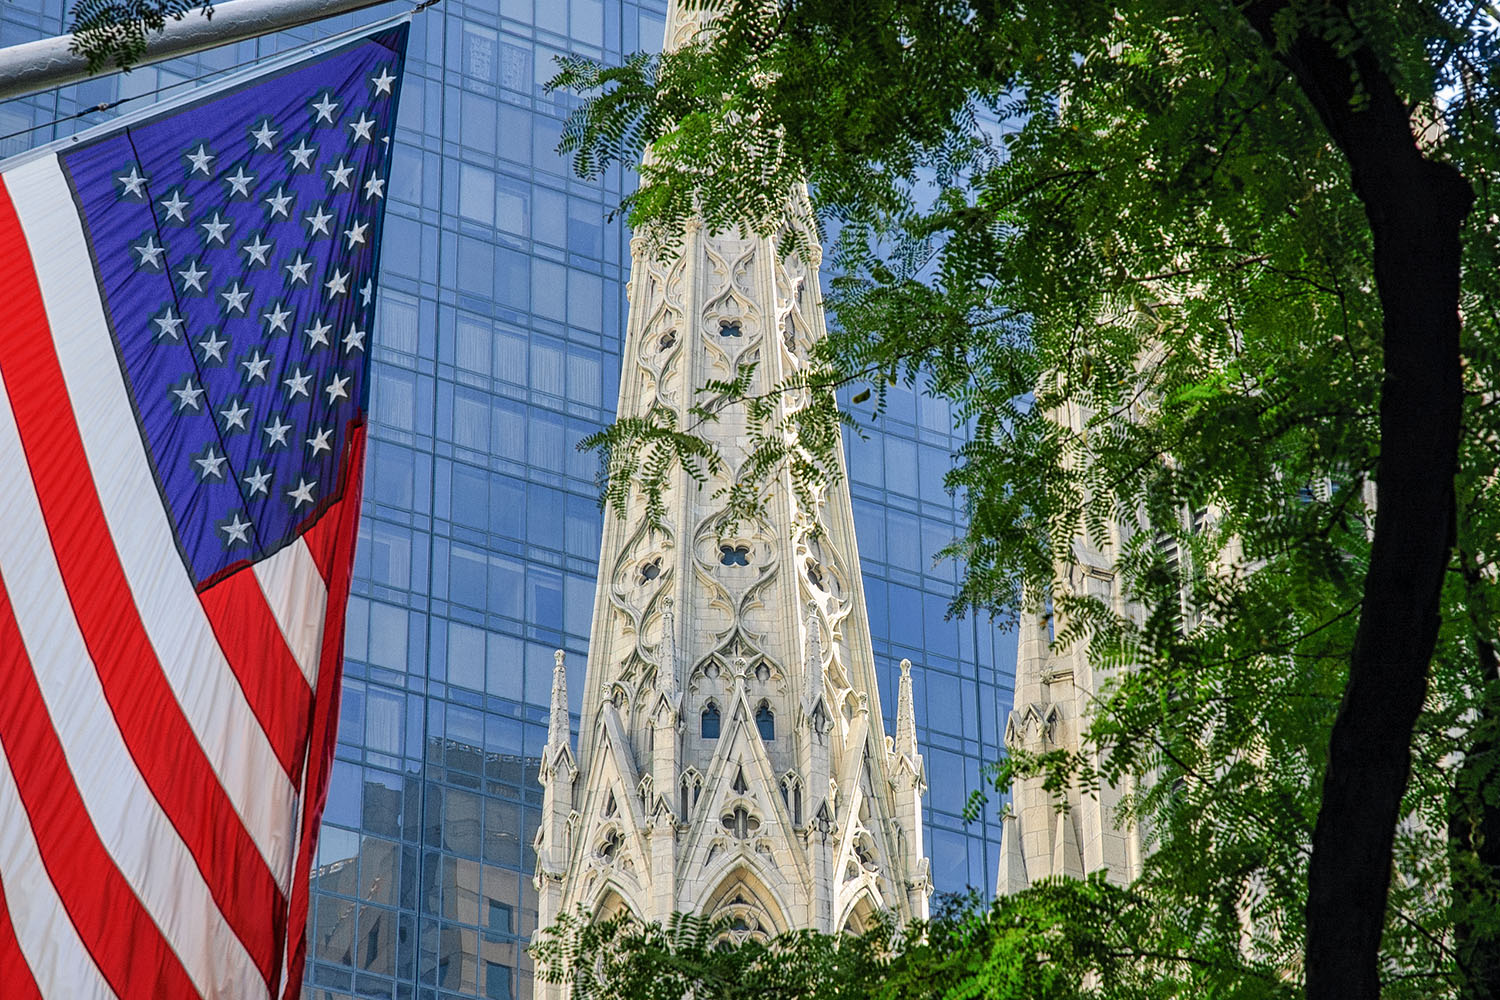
(0, 0, 399, 104)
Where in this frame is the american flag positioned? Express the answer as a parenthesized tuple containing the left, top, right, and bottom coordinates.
(0, 22, 406, 999)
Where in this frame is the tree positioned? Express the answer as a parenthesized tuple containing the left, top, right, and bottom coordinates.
(551, 2, 1500, 996)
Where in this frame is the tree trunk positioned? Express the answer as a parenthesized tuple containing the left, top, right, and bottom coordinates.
(1238, 3, 1475, 999)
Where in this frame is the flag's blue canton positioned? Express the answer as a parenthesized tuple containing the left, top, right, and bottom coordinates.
(60, 25, 407, 588)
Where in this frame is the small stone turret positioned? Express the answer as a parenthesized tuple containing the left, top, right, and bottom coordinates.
(998, 411, 1144, 893)
(888, 659, 930, 916)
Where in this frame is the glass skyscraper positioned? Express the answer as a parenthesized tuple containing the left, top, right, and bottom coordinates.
(0, 2, 1017, 997)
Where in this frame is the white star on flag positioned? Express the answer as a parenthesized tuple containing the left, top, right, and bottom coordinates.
(218, 399, 250, 430)
(186, 143, 215, 174)
(306, 427, 333, 456)
(221, 282, 250, 315)
(283, 367, 312, 399)
(324, 269, 349, 298)
(289, 139, 317, 169)
(243, 465, 272, 496)
(343, 323, 367, 352)
(251, 119, 278, 150)
(226, 166, 256, 197)
(194, 447, 227, 479)
(241, 349, 271, 382)
(219, 513, 253, 545)
(326, 159, 353, 190)
(177, 259, 208, 292)
(172, 378, 205, 411)
(305, 205, 333, 236)
(117, 166, 148, 197)
(349, 113, 376, 143)
(372, 67, 396, 95)
(198, 330, 228, 362)
(263, 415, 292, 447)
(153, 308, 185, 340)
(159, 190, 189, 221)
(264, 187, 294, 219)
(241, 234, 272, 266)
(201, 212, 231, 244)
(132, 236, 165, 268)
(263, 302, 292, 334)
(285, 253, 314, 285)
(324, 374, 351, 403)
(303, 318, 332, 348)
(312, 92, 339, 123)
(287, 478, 317, 508)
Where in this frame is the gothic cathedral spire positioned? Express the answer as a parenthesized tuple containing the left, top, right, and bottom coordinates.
(531, 0, 929, 956)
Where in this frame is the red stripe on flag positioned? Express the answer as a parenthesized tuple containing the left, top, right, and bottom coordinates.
(299, 460, 354, 582)
(281, 425, 366, 1000)
(0, 574, 200, 1000)
(0, 872, 42, 1000)
(200, 577, 314, 780)
(0, 178, 280, 989)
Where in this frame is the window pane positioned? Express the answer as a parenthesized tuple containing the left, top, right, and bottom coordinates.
(530, 338, 565, 396)
(459, 163, 495, 223)
(453, 387, 490, 452)
(532, 259, 566, 321)
(448, 621, 486, 691)
(496, 176, 529, 237)
(366, 688, 404, 756)
(379, 291, 420, 355)
(457, 314, 490, 375)
(494, 328, 527, 383)
(369, 603, 408, 671)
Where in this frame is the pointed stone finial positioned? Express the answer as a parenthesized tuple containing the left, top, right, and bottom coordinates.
(799, 601, 830, 731)
(896, 658, 918, 759)
(804, 601, 824, 690)
(997, 809, 1028, 895)
(660, 596, 679, 697)
(547, 649, 569, 752)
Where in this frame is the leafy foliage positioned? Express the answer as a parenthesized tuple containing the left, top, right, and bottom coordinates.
(68, 0, 212, 73)
(551, 0, 1500, 995)
(533, 884, 1300, 999)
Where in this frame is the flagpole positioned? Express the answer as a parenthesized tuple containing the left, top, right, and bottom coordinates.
(0, 0, 400, 103)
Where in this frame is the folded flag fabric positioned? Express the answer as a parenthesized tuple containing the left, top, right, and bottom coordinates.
(0, 21, 406, 999)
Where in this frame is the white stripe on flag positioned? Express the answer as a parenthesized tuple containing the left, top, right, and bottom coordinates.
(0, 370, 265, 1000)
(254, 539, 330, 688)
(5, 155, 300, 889)
(0, 743, 117, 1000)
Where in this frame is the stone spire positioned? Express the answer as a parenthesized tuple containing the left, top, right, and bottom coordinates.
(531, 0, 928, 958)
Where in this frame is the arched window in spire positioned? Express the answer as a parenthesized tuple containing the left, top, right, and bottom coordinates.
(780, 773, 803, 826)
(680, 769, 703, 818)
(755, 701, 774, 742)
(701, 702, 721, 740)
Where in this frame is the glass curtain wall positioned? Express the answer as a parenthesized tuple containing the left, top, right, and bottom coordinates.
(0, 1, 1018, 997)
